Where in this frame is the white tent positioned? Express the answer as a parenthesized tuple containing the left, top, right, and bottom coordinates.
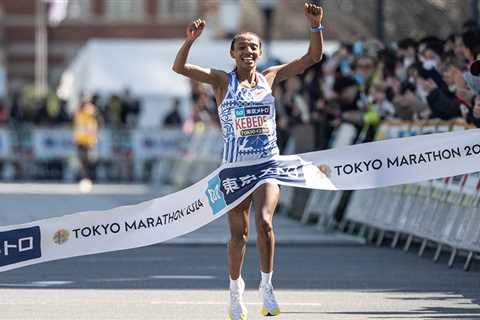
(58, 39, 339, 128)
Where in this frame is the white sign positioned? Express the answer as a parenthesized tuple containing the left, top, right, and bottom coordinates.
(0, 129, 11, 158)
(131, 129, 186, 160)
(95, 129, 112, 160)
(32, 128, 75, 160)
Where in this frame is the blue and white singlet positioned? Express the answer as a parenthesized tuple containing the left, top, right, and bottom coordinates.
(218, 70, 279, 163)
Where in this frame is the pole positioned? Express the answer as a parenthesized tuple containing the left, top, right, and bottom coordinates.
(471, 0, 479, 27)
(35, 0, 48, 95)
(262, 7, 273, 59)
(376, 0, 385, 42)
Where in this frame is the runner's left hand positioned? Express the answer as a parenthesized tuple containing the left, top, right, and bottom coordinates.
(304, 2, 323, 27)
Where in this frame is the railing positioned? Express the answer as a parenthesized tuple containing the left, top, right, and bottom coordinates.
(0, 126, 194, 181)
(301, 119, 479, 271)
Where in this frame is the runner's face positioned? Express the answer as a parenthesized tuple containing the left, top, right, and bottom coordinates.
(231, 34, 262, 69)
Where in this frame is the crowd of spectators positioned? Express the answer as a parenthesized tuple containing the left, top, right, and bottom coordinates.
(1, 87, 141, 130)
(0, 87, 142, 181)
(0, 21, 479, 182)
(185, 20, 480, 153)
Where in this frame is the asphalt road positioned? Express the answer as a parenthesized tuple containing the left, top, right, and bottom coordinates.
(0, 243, 479, 320)
(0, 184, 479, 320)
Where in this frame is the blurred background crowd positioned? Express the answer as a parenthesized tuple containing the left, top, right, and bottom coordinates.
(182, 19, 480, 155)
(0, 0, 479, 182)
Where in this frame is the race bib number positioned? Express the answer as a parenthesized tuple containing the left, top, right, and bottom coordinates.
(233, 105, 273, 137)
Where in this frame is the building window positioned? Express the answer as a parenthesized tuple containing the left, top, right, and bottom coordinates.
(157, 0, 198, 19)
(66, 0, 91, 20)
(105, 0, 145, 21)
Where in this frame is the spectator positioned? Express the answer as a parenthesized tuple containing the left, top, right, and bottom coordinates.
(397, 38, 418, 70)
(73, 97, 99, 191)
(393, 81, 429, 120)
(371, 83, 395, 119)
(163, 97, 183, 127)
(461, 28, 480, 64)
(106, 94, 122, 128)
(9, 91, 24, 125)
(354, 55, 377, 93)
(469, 95, 480, 127)
(121, 88, 141, 128)
(55, 99, 71, 124)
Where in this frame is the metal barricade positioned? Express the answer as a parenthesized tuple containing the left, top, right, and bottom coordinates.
(301, 123, 357, 226)
(342, 118, 480, 269)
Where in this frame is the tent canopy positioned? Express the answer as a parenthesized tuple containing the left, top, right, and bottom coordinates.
(58, 38, 339, 127)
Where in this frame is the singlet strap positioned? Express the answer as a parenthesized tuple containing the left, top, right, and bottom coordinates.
(256, 72, 271, 92)
(229, 71, 239, 95)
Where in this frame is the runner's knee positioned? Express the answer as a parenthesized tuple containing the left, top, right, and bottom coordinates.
(230, 229, 248, 246)
(257, 216, 273, 238)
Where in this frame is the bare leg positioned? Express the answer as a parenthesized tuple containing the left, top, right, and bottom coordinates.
(227, 196, 252, 280)
(253, 183, 280, 273)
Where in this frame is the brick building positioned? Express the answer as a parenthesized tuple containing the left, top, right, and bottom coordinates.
(0, 0, 217, 93)
(1, 0, 472, 97)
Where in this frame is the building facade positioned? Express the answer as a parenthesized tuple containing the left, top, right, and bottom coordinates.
(0, 0, 217, 92)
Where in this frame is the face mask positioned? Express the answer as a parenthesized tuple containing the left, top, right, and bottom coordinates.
(403, 57, 414, 68)
(420, 56, 438, 70)
(464, 70, 480, 95)
(395, 67, 407, 81)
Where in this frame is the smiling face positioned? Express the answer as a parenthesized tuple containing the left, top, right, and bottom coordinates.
(230, 33, 262, 70)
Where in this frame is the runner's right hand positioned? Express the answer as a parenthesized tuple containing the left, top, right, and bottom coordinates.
(186, 19, 205, 41)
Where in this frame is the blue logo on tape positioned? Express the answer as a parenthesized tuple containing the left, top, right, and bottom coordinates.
(235, 108, 245, 118)
(205, 175, 227, 215)
(0, 226, 41, 267)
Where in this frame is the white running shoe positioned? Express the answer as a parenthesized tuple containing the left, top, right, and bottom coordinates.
(228, 278, 248, 320)
(259, 283, 280, 316)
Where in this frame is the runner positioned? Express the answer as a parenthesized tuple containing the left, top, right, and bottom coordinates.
(172, 3, 324, 319)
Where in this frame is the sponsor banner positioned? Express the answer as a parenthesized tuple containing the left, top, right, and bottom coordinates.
(1, 129, 480, 272)
(0, 128, 11, 158)
(96, 129, 113, 159)
(131, 129, 186, 159)
(32, 128, 76, 159)
(0, 227, 41, 267)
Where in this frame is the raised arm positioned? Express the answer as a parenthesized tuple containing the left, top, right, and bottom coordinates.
(172, 19, 228, 88)
(263, 3, 324, 87)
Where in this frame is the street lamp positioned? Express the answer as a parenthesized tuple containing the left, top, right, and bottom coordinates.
(257, 0, 276, 60)
(471, 0, 479, 27)
(376, 0, 385, 43)
(35, 0, 48, 96)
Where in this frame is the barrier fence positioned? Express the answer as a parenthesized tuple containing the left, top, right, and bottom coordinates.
(302, 119, 480, 271)
(0, 126, 191, 181)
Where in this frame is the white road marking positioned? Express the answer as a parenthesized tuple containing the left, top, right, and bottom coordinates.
(88, 277, 148, 283)
(77, 257, 174, 262)
(149, 275, 216, 280)
(0, 275, 215, 287)
(0, 281, 74, 287)
(0, 183, 150, 195)
(150, 301, 324, 306)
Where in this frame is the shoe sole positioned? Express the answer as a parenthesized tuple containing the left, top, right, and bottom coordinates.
(261, 307, 281, 316)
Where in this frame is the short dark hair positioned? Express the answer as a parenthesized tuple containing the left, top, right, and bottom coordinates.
(333, 76, 358, 93)
(230, 32, 262, 51)
(398, 38, 417, 50)
(463, 28, 480, 58)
